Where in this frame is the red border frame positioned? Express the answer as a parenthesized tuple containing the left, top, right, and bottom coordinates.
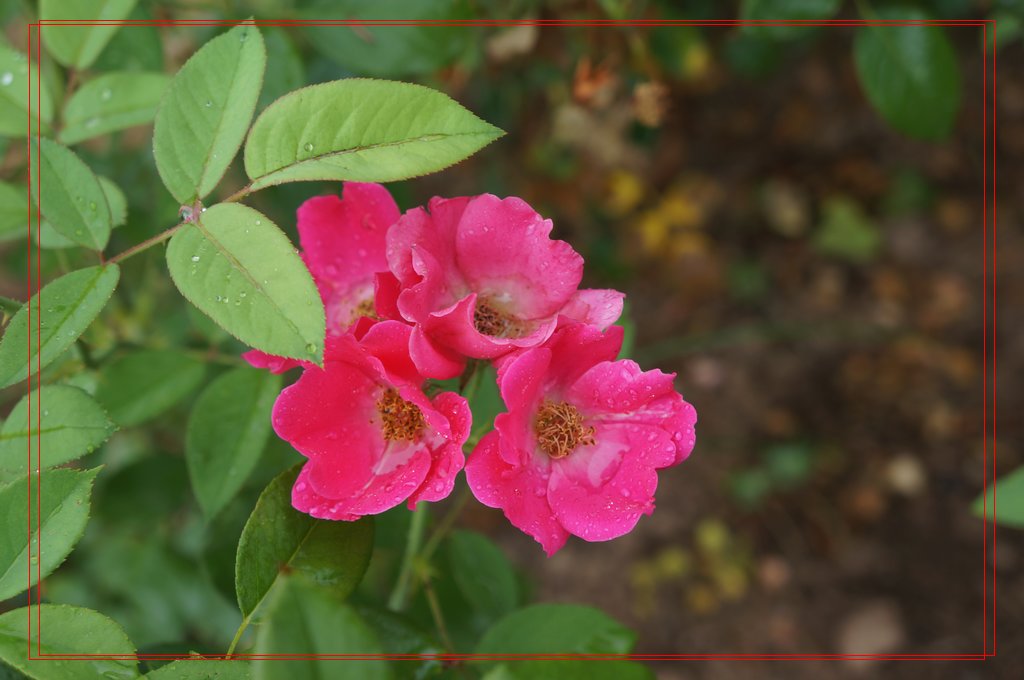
(22, 17, 997, 664)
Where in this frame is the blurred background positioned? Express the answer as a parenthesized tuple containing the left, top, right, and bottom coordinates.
(0, 0, 1018, 678)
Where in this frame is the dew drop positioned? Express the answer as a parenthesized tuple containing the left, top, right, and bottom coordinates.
(191, 255, 200, 262)
(306, 342, 317, 355)
(255, 219, 261, 225)
(303, 142, 314, 152)
(100, 88, 112, 101)
(85, 117, 99, 129)
(88, 201, 97, 211)
(204, 99, 213, 108)
(0, 72, 12, 86)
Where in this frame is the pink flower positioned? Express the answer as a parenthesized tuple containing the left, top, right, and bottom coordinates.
(243, 182, 400, 373)
(272, 321, 470, 520)
(465, 323, 697, 555)
(379, 194, 624, 379)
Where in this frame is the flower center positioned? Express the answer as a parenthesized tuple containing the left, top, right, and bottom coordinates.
(534, 400, 595, 459)
(474, 299, 525, 338)
(353, 297, 378, 322)
(377, 389, 425, 442)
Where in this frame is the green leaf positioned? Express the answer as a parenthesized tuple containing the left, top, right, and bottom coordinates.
(100, 176, 128, 227)
(467, 364, 503, 440)
(187, 367, 280, 519)
(235, 465, 374, 619)
(301, 0, 471, 78)
(853, 8, 961, 140)
(812, 197, 881, 264)
(36, 138, 112, 249)
(763, 442, 813, 489)
(258, 28, 303, 112)
(146, 660, 250, 679)
(243, 79, 504, 191)
(0, 385, 115, 482)
(0, 467, 99, 601)
(0, 265, 120, 389)
(166, 203, 325, 364)
(93, 4, 164, 72)
(59, 71, 170, 145)
(475, 604, 635, 655)
(153, 23, 266, 204)
(94, 350, 205, 427)
(615, 300, 636, 359)
(0, 604, 138, 679)
(0, 44, 54, 137)
(739, 0, 841, 40)
(253, 578, 391, 680)
(447, 530, 519, 620)
(40, 0, 138, 70)
(973, 465, 1024, 529)
(0, 181, 27, 244)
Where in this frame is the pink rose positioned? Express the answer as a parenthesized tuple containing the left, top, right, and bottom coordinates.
(379, 194, 624, 379)
(465, 323, 697, 555)
(272, 321, 470, 520)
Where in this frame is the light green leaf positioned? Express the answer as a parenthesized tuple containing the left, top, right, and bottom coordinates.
(40, 0, 138, 70)
(153, 23, 266, 204)
(0, 181, 27, 243)
(0, 265, 120, 389)
(36, 176, 127, 249)
(475, 604, 635, 655)
(0, 386, 115, 482)
(166, 203, 325, 364)
(0, 468, 99, 601)
(59, 71, 170, 145)
(146, 660, 250, 679)
(187, 367, 280, 519)
(36, 138, 112, 249)
(447, 530, 519, 620)
(812, 197, 881, 263)
(0, 604, 138, 679)
(253, 578, 391, 680)
(301, 0, 470, 78)
(497, 660, 654, 680)
(974, 465, 1024, 529)
(236, 465, 374, 619)
(0, 44, 54, 137)
(740, 0, 841, 40)
(243, 79, 504, 191)
(854, 8, 961, 140)
(95, 350, 205, 427)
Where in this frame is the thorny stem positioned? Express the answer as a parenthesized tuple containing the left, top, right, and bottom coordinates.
(388, 503, 430, 611)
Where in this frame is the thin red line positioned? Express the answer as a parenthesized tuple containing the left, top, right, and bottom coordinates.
(982, 21, 988, 658)
(25, 18, 992, 661)
(23, 21, 32, 665)
(991, 18, 998, 658)
(34, 21, 43, 657)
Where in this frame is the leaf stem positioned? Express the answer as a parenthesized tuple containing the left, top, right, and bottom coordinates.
(388, 503, 430, 611)
(225, 614, 251, 657)
(105, 222, 184, 266)
(0, 295, 21, 315)
(222, 182, 254, 204)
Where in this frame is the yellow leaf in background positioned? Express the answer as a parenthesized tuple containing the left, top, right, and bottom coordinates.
(605, 169, 645, 216)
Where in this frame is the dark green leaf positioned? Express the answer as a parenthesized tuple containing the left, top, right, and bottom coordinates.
(153, 23, 266, 204)
(254, 578, 391, 680)
(0, 468, 99, 601)
(93, 4, 164, 72)
(302, 0, 470, 77)
(496, 660, 654, 680)
(244, 79, 504, 191)
(187, 367, 280, 519)
(40, 0, 138, 70)
(166, 203, 325, 364)
(235, 465, 375, 619)
(0, 265, 120, 389)
(146, 661, 250, 679)
(94, 350, 205, 426)
(974, 465, 1024, 528)
(36, 139, 112, 249)
(467, 364, 503, 440)
(853, 8, 961, 140)
(0, 44, 54, 136)
(447, 530, 519, 620)
(475, 604, 635, 655)
(0, 604, 138, 680)
(60, 72, 170, 145)
(0, 385, 115, 482)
